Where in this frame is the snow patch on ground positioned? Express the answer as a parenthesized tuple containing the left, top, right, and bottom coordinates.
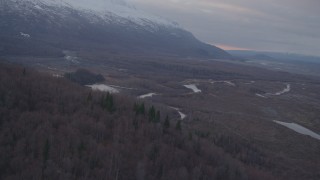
(65, 56, 79, 64)
(52, 74, 63, 78)
(211, 80, 236, 86)
(244, 81, 255, 85)
(169, 107, 187, 120)
(274, 84, 291, 95)
(47, 66, 58, 71)
(184, 84, 201, 93)
(109, 85, 136, 90)
(34, 5, 43, 10)
(138, 93, 157, 99)
(86, 84, 119, 93)
(63, 51, 80, 64)
(268, 84, 291, 96)
(178, 111, 187, 120)
(274, 120, 320, 141)
(20, 32, 30, 38)
(255, 93, 267, 98)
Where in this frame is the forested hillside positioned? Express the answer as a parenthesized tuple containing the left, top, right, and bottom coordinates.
(0, 63, 277, 180)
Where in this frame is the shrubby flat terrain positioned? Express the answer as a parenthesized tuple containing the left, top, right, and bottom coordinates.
(0, 63, 280, 180)
(1, 51, 320, 180)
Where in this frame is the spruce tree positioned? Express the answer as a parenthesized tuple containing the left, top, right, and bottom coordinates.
(134, 102, 145, 115)
(105, 93, 115, 113)
(148, 106, 156, 122)
(139, 103, 145, 115)
(175, 120, 181, 131)
(155, 111, 160, 123)
(133, 102, 139, 114)
(43, 139, 50, 164)
(87, 92, 92, 102)
(164, 115, 170, 129)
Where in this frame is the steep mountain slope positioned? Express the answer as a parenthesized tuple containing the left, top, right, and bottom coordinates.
(0, 0, 231, 58)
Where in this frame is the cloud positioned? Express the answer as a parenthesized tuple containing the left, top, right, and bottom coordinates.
(198, 1, 265, 17)
(128, 0, 320, 56)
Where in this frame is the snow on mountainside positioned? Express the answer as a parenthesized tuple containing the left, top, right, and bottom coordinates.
(9, 0, 179, 29)
(0, 0, 230, 58)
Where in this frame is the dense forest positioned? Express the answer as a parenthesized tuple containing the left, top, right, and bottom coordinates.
(0, 63, 278, 180)
(64, 69, 105, 85)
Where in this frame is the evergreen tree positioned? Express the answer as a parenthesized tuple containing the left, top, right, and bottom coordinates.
(188, 132, 193, 140)
(108, 94, 114, 112)
(78, 141, 86, 159)
(175, 120, 181, 131)
(148, 106, 156, 122)
(87, 92, 92, 102)
(43, 139, 50, 164)
(100, 95, 105, 107)
(133, 118, 139, 129)
(102, 93, 115, 113)
(134, 102, 146, 115)
(164, 115, 170, 129)
(139, 103, 145, 115)
(133, 102, 139, 114)
(155, 111, 160, 123)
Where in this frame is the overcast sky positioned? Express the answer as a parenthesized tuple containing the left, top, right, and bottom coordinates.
(128, 0, 320, 56)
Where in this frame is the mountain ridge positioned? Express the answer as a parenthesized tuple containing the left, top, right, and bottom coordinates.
(0, 0, 231, 59)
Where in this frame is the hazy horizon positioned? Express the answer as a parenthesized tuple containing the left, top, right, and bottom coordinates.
(128, 0, 320, 57)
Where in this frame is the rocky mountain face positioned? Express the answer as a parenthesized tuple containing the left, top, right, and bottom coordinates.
(0, 0, 231, 58)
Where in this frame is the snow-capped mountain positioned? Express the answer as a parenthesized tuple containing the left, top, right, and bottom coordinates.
(0, 0, 230, 58)
(9, 0, 179, 28)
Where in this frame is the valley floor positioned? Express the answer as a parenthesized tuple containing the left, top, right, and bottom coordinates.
(2, 52, 320, 179)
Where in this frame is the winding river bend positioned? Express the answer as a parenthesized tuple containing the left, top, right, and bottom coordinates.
(274, 120, 320, 141)
(86, 84, 119, 93)
(268, 84, 291, 96)
(170, 107, 187, 120)
(184, 84, 201, 93)
(138, 93, 157, 99)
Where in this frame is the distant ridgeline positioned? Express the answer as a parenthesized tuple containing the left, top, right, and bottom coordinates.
(64, 69, 105, 85)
